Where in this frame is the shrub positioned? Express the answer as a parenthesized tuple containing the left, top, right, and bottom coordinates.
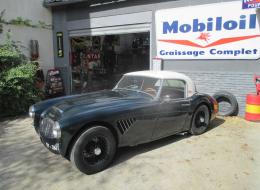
(0, 36, 42, 116)
(0, 43, 22, 72)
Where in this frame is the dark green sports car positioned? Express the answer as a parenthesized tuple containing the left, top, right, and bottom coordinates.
(29, 71, 218, 174)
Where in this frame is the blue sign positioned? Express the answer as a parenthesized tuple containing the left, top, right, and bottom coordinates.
(162, 14, 257, 34)
(242, 0, 260, 9)
(155, 1, 260, 59)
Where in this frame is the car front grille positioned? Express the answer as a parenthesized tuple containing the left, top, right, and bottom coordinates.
(39, 118, 55, 138)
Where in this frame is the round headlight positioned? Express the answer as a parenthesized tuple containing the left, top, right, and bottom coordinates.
(40, 118, 61, 139)
(29, 105, 35, 118)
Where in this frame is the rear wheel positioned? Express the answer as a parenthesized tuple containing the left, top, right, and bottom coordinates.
(189, 105, 210, 135)
(70, 126, 116, 174)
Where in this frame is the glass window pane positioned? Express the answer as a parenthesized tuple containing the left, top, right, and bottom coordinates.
(115, 76, 161, 97)
(160, 79, 186, 99)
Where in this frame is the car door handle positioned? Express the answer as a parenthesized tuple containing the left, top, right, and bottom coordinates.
(181, 103, 190, 107)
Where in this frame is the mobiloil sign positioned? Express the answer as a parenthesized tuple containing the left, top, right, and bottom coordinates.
(155, 1, 260, 59)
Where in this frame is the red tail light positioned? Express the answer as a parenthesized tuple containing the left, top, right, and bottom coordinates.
(210, 97, 218, 114)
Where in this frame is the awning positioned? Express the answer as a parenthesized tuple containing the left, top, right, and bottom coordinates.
(43, 0, 130, 7)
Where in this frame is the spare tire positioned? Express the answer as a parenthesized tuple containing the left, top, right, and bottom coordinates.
(213, 91, 239, 116)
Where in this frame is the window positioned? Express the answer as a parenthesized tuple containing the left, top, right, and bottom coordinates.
(160, 79, 186, 99)
(115, 76, 162, 97)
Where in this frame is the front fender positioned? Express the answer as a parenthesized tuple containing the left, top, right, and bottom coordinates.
(58, 113, 120, 158)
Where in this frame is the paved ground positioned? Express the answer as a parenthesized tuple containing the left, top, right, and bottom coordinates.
(0, 116, 260, 190)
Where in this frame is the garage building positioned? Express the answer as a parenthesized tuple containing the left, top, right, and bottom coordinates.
(44, 0, 260, 115)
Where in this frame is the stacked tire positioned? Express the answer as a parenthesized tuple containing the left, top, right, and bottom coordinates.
(213, 91, 239, 117)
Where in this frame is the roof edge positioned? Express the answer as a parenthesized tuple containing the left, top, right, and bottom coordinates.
(43, 0, 88, 8)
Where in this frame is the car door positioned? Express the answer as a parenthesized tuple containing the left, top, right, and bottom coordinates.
(152, 79, 190, 139)
(115, 76, 162, 146)
(117, 99, 160, 147)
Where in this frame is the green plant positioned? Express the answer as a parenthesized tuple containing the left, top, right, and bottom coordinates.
(0, 45, 21, 71)
(0, 34, 43, 116)
(0, 9, 52, 30)
(0, 33, 25, 72)
(9, 17, 33, 27)
(0, 63, 43, 115)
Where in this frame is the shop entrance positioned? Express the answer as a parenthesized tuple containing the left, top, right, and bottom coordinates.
(70, 32, 150, 93)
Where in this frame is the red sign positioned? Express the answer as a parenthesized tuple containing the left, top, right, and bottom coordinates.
(243, 0, 260, 9)
(87, 52, 100, 61)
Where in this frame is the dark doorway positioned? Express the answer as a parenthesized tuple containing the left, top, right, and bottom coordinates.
(70, 32, 150, 93)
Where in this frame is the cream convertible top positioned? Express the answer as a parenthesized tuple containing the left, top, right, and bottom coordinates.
(124, 71, 197, 97)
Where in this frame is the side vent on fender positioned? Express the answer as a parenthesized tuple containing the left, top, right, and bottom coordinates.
(117, 118, 136, 134)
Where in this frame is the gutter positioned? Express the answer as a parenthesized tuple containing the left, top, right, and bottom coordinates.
(43, 0, 128, 7)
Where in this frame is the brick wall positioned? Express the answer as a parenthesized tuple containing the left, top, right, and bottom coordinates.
(180, 71, 256, 116)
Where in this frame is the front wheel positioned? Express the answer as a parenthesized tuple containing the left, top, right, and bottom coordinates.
(189, 105, 210, 135)
(70, 126, 116, 175)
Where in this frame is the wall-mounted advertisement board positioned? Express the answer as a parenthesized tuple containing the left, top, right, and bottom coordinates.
(155, 1, 260, 59)
(243, 0, 260, 9)
(57, 32, 64, 58)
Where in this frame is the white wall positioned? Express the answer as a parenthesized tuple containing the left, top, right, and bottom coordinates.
(0, 0, 54, 75)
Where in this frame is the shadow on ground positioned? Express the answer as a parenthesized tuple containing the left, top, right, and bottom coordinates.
(112, 117, 225, 167)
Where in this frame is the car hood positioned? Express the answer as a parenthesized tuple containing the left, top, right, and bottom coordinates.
(48, 90, 152, 119)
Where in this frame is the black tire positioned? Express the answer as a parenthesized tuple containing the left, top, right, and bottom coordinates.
(213, 91, 239, 116)
(190, 105, 210, 135)
(70, 126, 116, 175)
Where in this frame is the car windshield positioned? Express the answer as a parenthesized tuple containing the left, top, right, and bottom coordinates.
(114, 75, 162, 97)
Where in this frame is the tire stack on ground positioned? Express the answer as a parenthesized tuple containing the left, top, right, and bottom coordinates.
(213, 91, 239, 117)
(245, 94, 260, 121)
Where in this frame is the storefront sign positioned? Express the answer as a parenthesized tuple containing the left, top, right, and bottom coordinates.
(87, 52, 101, 61)
(155, 1, 260, 59)
(243, 0, 260, 9)
(57, 32, 64, 58)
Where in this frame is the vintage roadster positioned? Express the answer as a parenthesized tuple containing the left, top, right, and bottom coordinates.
(29, 71, 218, 174)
